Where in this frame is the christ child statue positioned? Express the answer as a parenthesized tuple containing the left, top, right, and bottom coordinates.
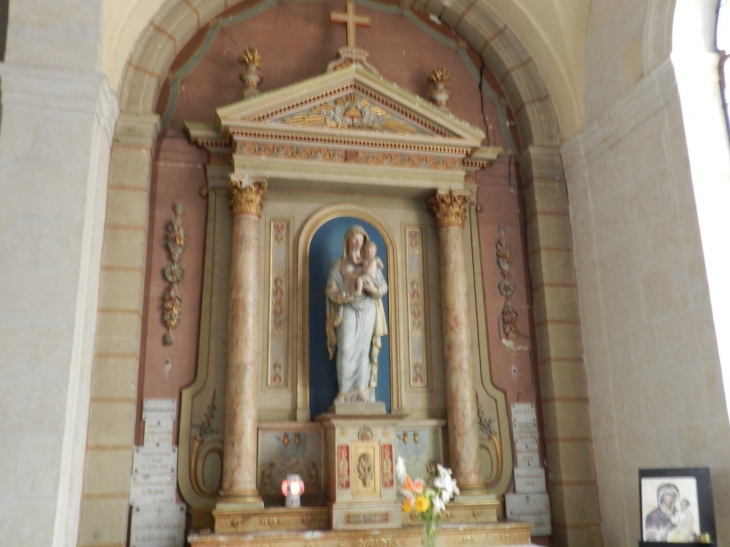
(354, 241, 384, 296)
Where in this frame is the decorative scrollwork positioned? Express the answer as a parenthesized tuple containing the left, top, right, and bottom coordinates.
(163, 203, 185, 345)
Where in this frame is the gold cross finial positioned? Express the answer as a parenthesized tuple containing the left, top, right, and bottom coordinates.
(330, 1, 371, 49)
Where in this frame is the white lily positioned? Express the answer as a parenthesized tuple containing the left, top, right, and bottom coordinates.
(395, 456, 407, 482)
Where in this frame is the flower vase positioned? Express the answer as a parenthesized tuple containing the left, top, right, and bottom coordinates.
(423, 520, 437, 547)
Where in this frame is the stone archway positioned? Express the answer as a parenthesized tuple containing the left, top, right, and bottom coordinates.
(80, 1, 600, 545)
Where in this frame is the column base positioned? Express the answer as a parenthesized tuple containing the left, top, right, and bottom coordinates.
(215, 491, 265, 512)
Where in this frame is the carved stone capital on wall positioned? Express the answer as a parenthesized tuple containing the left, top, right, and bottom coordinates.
(428, 189, 470, 229)
(228, 175, 267, 217)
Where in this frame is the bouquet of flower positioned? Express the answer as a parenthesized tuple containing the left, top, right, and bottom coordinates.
(396, 456, 459, 547)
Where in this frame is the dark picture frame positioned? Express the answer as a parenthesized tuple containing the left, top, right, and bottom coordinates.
(639, 468, 716, 545)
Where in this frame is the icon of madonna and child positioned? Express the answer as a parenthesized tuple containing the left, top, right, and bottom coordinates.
(323, 223, 389, 408)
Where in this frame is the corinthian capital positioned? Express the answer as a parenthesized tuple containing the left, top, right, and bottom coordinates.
(428, 190, 470, 229)
(229, 175, 267, 217)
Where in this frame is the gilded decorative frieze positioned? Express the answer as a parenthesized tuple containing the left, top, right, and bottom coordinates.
(237, 142, 346, 162)
(356, 151, 461, 170)
(162, 202, 185, 345)
(229, 176, 267, 216)
(428, 190, 469, 229)
(281, 93, 417, 134)
(338, 538, 400, 547)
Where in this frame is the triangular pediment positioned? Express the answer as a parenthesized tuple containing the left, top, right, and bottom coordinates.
(216, 64, 485, 147)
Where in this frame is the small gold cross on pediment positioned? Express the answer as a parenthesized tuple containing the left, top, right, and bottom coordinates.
(330, 1, 371, 49)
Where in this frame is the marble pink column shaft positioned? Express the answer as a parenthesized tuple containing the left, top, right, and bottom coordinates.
(430, 191, 485, 494)
(220, 179, 266, 504)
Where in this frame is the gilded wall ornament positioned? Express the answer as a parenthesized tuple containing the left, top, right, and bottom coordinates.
(239, 47, 262, 97)
(163, 203, 185, 345)
(427, 68, 451, 109)
(229, 175, 267, 216)
(428, 190, 470, 229)
(495, 227, 520, 344)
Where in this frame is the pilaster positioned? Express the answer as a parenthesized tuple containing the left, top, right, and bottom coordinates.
(0, 63, 119, 546)
(519, 145, 602, 547)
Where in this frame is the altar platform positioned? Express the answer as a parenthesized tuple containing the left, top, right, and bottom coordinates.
(189, 520, 535, 547)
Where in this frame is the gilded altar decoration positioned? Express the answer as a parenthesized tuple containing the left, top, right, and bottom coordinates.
(427, 68, 451, 109)
(356, 453, 374, 487)
(357, 426, 374, 441)
(268, 220, 289, 387)
(228, 175, 267, 216)
(428, 190, 470, 229)
(381, 444, 394, 488)
(495, 227, 520, 342)
(356, 151, 460, 169)
(281, 93, 417, 135)
(409, 273, 423, 336)
(163, 202, 185, 345)
(406, 228, 428, 387)
(239, 47, 262, 96)
(338, 445, 351, 489)
(272, 275, 284, 334)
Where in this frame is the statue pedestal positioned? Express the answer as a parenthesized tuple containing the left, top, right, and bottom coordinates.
(316, 412, 406, 530)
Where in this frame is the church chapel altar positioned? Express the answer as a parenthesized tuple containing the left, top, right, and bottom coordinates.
(145, 2, 542, 545)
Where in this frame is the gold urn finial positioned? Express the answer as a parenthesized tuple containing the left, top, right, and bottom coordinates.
(239, 47, 263, 98)
(427, 68, 451, 109)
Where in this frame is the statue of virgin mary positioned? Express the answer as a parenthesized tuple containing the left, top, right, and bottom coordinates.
(325, 225, 388, 404)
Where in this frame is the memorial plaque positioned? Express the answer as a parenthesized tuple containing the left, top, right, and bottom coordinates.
(144, 419, 174, 447)
(511, 402, 536, 424)
(511, 421, 538, 435)
(130, 474, 177, 506)
(143, 398, 176, 413)
(513, 431, 539, 452)
(133, 446, 177, 476)
(143, 399, 176, 422)
(505, 493, 551, 535)
(515, 451, 540, 468)
(130, 503, 186, 547)
(514, 467, 546, 494)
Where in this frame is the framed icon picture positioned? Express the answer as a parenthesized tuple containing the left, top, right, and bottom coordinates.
(639, 468, 715, 544)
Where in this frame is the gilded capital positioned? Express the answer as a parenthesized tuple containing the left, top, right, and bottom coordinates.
(428, 190, 470, 229)
(229, 175, 267, 217)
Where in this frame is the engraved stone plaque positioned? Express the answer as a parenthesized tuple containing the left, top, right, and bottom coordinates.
(514, 467, 546, 494)
(144, 419, 174, 447)
(515, 451, 540, 468)
(130, 503, 186, 547)
(513, 431, 539, 452)
(511, 402, 536, 424)
(130, 474, 177, 506)
(505, 493, 551, 535)
(143, 398, 176, 422)
(133, 446, 178, 476)
(143, 398, 176, 413)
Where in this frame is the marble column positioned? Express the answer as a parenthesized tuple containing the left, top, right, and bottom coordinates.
(218, 175, 267, 510)
(428, 190, 488, 496)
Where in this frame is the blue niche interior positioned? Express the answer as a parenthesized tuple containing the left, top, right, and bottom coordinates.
(308, 216, 391, 417)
